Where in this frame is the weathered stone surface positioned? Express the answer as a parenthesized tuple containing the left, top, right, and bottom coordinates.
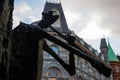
(0, 0, 14, 80)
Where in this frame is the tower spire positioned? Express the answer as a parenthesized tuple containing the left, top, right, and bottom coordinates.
(108, 40, 119, 62)
(100, 38, 109, 64)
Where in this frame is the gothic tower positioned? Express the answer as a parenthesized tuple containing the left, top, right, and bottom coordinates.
(108, 41, 120, 80)
(100, 38, 109, 64)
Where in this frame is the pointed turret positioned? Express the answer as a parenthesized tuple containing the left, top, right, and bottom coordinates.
(100, 38, 108, 49)
(100, 38, 109, 64)
(108, 41, 119, 62)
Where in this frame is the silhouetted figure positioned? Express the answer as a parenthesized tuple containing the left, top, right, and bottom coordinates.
(9, 11, 59, 80)
(9, 10, 111, 80)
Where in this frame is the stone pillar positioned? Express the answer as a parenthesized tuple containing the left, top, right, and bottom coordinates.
(0, 0, 14, 80)
(37, 39, 44, 80)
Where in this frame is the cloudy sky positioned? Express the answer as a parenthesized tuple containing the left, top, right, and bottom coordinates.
(13, 0, 120, 55)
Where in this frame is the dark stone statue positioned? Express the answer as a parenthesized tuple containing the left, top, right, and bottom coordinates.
(9, 11, 59, 80)
(9, 10, 111, 80)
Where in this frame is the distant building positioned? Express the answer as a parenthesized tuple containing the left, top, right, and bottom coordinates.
(108, 41, 120, 80)
(31, 0, 112, 80)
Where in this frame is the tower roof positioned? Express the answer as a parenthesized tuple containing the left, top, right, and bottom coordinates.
(100, 38, 108, 49)
(43, 1, 70, 33)
(108, 41, 119, 62)
(31, 1, 70, 33)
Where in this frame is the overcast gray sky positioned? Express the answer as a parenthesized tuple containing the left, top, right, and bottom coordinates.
(13, 0, 120, 55)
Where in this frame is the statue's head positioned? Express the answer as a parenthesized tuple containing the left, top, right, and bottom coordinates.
(38, 10, 59, 29)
